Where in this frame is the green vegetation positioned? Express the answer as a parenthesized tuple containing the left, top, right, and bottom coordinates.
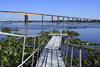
(1, 27, 19, 33)
(0, 31, 50, 67)
(1, 27, 12, 33)
(56, 23, 61, 25)
(62, 30, 80, 37)
(0, 28, 80, 67)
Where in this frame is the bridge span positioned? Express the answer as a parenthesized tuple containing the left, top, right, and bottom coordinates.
(0, 11, 98, 25)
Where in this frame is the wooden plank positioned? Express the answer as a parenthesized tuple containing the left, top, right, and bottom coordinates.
(49, 36, 57, 49)
(57, 51, 65, 67)
(44, 36, 56, 49)
(49, 34, 68, 36)
(36, 49, 48, 67)
(52, 50, 58, 67)
(52, 36, 59, 50)
(46, 50, 51, 67)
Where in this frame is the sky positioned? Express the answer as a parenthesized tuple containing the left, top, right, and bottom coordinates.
(0, 0, 100, 21)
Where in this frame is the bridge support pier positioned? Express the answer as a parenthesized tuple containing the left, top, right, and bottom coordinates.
(42, 15, 44, 25)
(63, 17, 65, 25)
(76, 18, 78, 21)
(68, 17, 69, 22)
(52, 15, 53, 25)
(25, 15, 28, 25)
(90, 19, 91, 22)
(84, 19, 85, 22)
(80, 18, 82, 21)
(58, 16, 59, 22)
(87, 19, 88, 21)
(72, 18, 74, 21)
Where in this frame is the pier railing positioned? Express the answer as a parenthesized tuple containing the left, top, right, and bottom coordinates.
(62, 36, 100, 67)
(0, 30, 50, 67)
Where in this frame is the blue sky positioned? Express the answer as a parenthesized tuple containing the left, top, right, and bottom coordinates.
(0, 0, 100, 21)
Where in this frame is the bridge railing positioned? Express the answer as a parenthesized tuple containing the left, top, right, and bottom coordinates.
(62, 36, 100, 67)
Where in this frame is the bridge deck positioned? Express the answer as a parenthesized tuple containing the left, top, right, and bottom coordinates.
(35, 36, 65, 67)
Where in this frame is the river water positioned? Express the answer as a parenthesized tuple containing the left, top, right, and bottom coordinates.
(0, 22, 100, 58)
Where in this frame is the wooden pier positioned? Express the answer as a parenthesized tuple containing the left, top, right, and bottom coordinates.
(35, 36, 65, 67)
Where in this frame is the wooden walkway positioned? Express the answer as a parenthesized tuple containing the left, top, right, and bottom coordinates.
(35, 36, 65, 67)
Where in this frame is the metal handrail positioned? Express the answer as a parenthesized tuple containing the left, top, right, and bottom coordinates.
(0, 27, 52, 67)
(0, 32, 39, 37)
(17, 33, 49, 67)
(63, 36, 100, 67)
(63, 37, 100, 50)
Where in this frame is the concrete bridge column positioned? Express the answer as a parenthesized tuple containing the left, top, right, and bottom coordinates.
(84, 19, 85, 21)
(52, 15, 53, 25)
(80, 18, 82, 21)
(58, 16, 59, 22)
(68, 17, 69, 22)
(90, 19, 91, 22)
(72, 18, 74, 21)
(87, 19, 88, 21)
(63, 17, 65, 25)
(42, 15, 44, 25)
(25, 15, 28, 25)
(76, 18, 78, 21)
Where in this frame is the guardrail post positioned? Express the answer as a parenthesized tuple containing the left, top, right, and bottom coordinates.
(79, 47, 82, 67)
(32, 37, 36, 67)
(70, 46, 73, 67)
(21, 36, 26, 67)
(44, 31, 45, 45)
(65, 42, 69, 66)
(37, 36, 40, 61)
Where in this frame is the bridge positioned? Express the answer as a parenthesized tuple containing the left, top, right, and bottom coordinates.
(0, 11, 99, 25)
(0, 28, 100, 67)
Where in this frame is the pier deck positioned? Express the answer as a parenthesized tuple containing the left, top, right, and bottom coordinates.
(35, 36, 65, 67)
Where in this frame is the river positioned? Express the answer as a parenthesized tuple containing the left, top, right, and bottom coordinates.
(0, 22, 100, 58)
